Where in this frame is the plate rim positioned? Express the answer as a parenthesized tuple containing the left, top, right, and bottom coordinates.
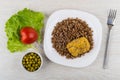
(43, 9, 102, 68)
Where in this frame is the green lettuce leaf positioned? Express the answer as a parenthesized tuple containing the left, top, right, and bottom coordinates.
(5, 8, 44, 53)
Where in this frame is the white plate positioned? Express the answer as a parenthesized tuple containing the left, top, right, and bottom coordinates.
(44, 9, 102, 68)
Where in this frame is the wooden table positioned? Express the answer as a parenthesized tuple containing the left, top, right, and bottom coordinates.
(0, 0, 120, 80)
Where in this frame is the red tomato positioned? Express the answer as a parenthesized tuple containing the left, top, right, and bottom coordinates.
(20, 27, 38, 44)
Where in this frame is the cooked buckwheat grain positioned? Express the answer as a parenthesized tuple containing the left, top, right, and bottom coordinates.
(51, 18, 93, 59)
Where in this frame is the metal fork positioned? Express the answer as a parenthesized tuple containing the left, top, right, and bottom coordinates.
(103, 9, 117, 69)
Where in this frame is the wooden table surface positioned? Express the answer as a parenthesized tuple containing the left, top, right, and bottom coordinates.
(0, 0, 120, 80)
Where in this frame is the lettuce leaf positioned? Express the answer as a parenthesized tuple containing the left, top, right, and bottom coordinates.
(5, 8, 44, 53)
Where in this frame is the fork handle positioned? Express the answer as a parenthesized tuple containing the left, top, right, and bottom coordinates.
(103, 25, 112, 69)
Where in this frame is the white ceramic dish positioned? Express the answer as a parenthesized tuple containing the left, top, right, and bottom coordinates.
(44, 9, 102, 68)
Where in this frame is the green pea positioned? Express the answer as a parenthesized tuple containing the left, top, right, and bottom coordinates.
(26, 58, 28, 61)
(22, 52, 41, 72)
(22, 62, 25, 65)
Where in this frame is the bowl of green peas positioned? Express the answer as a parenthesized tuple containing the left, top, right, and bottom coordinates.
(22, 50, 43, 72)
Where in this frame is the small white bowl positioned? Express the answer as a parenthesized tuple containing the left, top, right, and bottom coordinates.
(21, 49, 43, 72)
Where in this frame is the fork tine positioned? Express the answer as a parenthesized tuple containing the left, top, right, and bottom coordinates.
(108, 9, 112, 18)
(111, 10, 115, 20)
(108, 9, 117, 22)
(112, 10, 115, 18)
(112, 10, 117, 21)
(107, 9, 117, 25)
(113, 10, 117, 19)
(111, 10, 115, 19)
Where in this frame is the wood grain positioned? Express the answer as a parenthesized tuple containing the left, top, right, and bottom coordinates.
(0, 0, 120, 80)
